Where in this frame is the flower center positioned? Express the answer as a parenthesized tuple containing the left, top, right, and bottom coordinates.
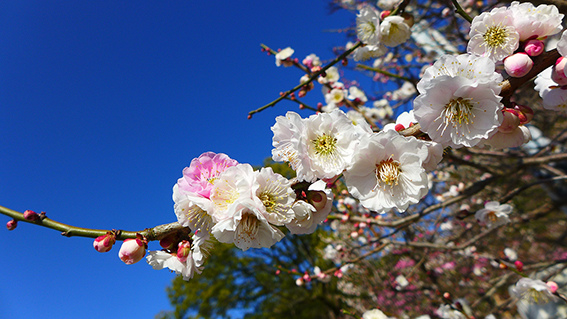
(487, 211, 498, 223)
(376, 158, 402, 186)
(312, 133, 338, 156)
(358, 22, 376, 42)
(483, 25, 508, 48)
(240, 213, 260, 239)
(259, 192, 277, 213)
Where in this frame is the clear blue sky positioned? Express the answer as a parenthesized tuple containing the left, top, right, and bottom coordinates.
(0, 1, 355, 318)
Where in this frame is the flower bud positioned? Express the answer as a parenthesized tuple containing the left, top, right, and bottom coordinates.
(159, 233, 177, 250)
(380, 10, 391, 20)
(498, 109, 521, 133)
(6, 219, 17, 230)
(176, 240, 192, 263)
(23, 210, 40, 221)
(401, 12, 415, 27)
(524, 39, 544, 57)
(307, 190, 327, 212)
(504, 53, 533, 78)
(93, 232, 116, 253)
(547, 281, 559, 293)
(514, 260, 524, 272)
(118, 235, 147, 265)
(514, 104, 534, 124)
(552, 57, 567, 85)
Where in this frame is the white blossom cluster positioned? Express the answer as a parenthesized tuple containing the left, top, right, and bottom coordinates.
(271, 109, 442, 214)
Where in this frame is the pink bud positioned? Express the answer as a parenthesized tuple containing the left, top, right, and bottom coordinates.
(159, 233, 177, 250)
(176, 240, 192, 263)
(23, 210, 39, 221)
(93, 232, 116, 253)
(524, 39, 544, 57)
(380, 10, 391, 20)
(498, 109, 521, 133)
(307, 190, 327, 211)
(118, 236, 147, 265)
(504, 53, 533, 78)
(552, 57, 567, 85)
(394, 124, 405, 131)
(6, 219, 17, 230)
(514, 260, 524, 272)
(514, 104, 534, 124)
(547, 281, 559, 293)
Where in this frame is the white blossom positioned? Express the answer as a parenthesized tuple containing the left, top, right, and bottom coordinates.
(475, 201, 512, 228)
(344, 130, 429, 213)
(275, 47, 294, 67)
(467, 7, 519, 62)
(413, 75, 503, 148)
(252, 167, 295, 225)
(286, 181, 334, 234)
(357, 7, 382, 45)
(211, 198, 284, 251)
(512, 278, 558, 304)
(534, 67, 567, 111)
(380, 15, 411, 47)
(509, 1, 563, 41)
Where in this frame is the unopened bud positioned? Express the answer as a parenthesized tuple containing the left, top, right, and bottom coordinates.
(443, 292, 451, 300)
(307, 190, 327, 211)
(401, 12, 415, 27)
(499, 262, 508, 269)
(159, 233, 177, 250)
(380, 10, 391, 20)
(504, 53, 533, 78)
(514, 260, 524, 272)
(6, 219, 17, 230)
(176, 240, 192, 263)
(394, 124, 405, 131)
(547, 281, 559, 293)
(23, 210, 39, 221)
(118, 235, 147, 265)
(552, 57, 567, 85)
(524, 39, 544, 57)
(511, 103, 533, 124)
(93, 231, 116, 253)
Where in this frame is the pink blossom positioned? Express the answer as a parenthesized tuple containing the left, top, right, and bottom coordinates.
(177, 152, 238, 199)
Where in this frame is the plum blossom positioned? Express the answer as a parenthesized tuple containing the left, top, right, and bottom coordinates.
(512, 278, 558, 304)
(252, 167, 295, 225)
(344, 130, 429, 213)
(271, 111, 306, 173)
(362, 309, 391, 319)
(475, 201, 512, 228)
(146, 233, 212, 281)
(275, 47, 294, 67)
(414, 65, 503, 148)
(272, 110, 365, 182)
(482, 125, 531, 149)
(318, 66, 340, 84)
(209, 163, 256, 221)
(467, 7, 519, 62)
(353, 44, 387, 61)
(509, 1, 563, 41)
(176, 152, 238, 199)
(534, 67, 567, 111)
(357, 7, 381, 45)
(380, 15, 411, 47)
(173, 185, 215, 233)
(211, 198, 284, 251)
(286, 181, 334, 235)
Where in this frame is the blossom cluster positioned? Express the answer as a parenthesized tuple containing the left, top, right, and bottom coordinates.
(272, 109, 441, 213)
(144, 151, 335, 280)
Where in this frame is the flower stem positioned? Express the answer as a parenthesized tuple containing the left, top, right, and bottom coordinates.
(0, 205, 185, 241)
(450, 0, 473, 23)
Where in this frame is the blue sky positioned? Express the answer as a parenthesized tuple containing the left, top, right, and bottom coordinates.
(0, 1, 355, 318)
